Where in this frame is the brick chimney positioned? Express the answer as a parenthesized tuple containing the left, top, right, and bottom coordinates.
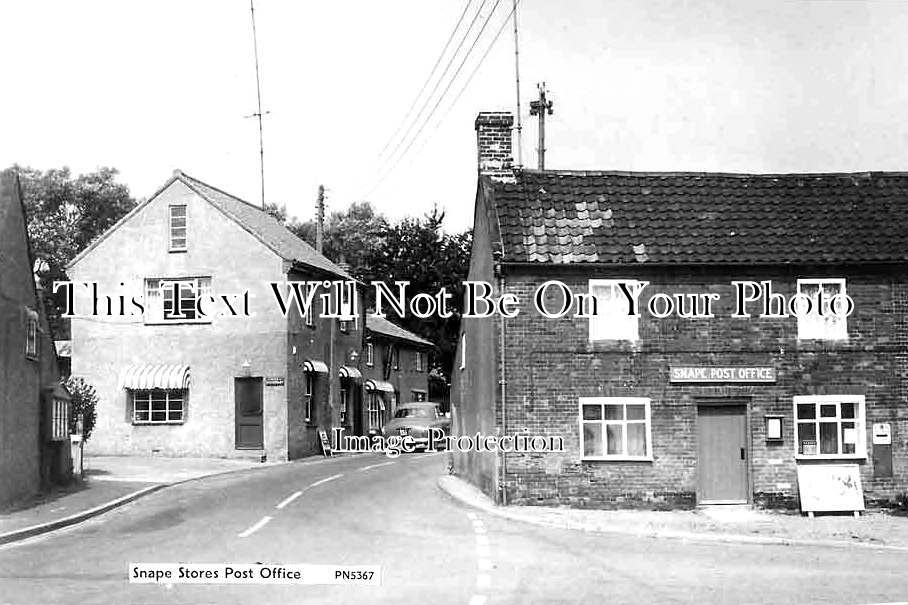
(475, 112, 515, 182)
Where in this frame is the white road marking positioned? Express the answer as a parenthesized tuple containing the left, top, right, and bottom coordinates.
(469, 596, 487, 605)
(359, 461, 395, 472)
(476, 574, 491, 589)
(275, 491, 303, 510)
(309, 473, 343, 487)
(238, 515, 273, 538)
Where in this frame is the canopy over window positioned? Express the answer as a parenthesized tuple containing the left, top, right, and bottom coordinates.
(365, 379, 394, 393)
(339, 366, 362, 380)
(303, 359, 329, 374)
(120, 364, 190, 390)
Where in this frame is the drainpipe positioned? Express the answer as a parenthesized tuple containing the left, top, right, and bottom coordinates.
(495, 258, 508, 506)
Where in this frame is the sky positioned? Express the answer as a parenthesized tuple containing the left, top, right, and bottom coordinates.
(2, 1, 908, 232)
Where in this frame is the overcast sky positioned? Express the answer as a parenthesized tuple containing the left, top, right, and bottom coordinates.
(2, 1, 907, 232)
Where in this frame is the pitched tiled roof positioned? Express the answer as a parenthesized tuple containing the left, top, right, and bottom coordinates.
(490, 170, 908, 265)
(179, 173, 352, 279)
(366, 315, 433, 347)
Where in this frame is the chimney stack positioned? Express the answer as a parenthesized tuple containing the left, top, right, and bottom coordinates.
(475, 112, 515, 182)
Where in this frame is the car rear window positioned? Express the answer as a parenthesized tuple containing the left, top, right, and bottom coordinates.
(395, 407, 434, 419)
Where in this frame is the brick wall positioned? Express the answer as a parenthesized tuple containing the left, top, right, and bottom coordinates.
(475, 112, 515, 183)
(493, 265, 908, 509)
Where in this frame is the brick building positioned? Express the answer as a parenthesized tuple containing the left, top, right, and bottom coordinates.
(452, 112, 908, 509)
(68, 170, 359, 461)
(359, 315, 432, 434)
(1, 170, 72, 506)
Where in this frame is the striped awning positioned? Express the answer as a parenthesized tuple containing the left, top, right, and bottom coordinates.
(339, 366, 362, 380)
(365, 379, 395, 393)
(120, 364, 190, 390)
(304, 359, 329, 374)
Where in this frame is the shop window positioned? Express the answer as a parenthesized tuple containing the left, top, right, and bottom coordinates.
(169, 205, 187, 251)
(579, 397, 652, 460)
(794, 395, 865, 458)
(304, 373, 314, 423)
(588, 280, 640, 342)
(796, 278, 848, 341)
(368, 393, 385, 431)
(339, 382, 349, 424)
(132, 389, 185, 424)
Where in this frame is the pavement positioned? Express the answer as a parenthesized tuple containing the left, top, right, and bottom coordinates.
(438, 474, 908, 550)
(0, 455, 278, 545)
(0, 452, 907, 604)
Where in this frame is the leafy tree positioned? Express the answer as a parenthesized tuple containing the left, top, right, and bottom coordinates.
(13, 166, 136, 337)
(291, 201, 389, 276)
(13, 166, 136, 338)
(65, 377, 98, 441)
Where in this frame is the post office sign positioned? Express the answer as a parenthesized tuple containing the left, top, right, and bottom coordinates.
(669, 366, 776, 383)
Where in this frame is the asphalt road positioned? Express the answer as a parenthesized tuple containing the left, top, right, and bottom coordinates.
(1, 452, 906, 605)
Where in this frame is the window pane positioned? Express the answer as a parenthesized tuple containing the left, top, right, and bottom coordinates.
(170, 206, 186, 217)
(583, 423, 602, 457)
(606, 424, 624, 455)
(582, 405, 601, 421)
(626, 404, 645, 420)
(627, 423, 646, 456)
(604, 405, 623, 420)
(820, 404, 837, 418)
(819, 422, 839, 454)
(798, 423, 817, 454)
(840, 402, 855, 419)
(796, 404, 815, 420)
(841, 421, 856, 455)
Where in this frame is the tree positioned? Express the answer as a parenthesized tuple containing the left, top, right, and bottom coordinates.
(65, 377, 98, 441)
(292, 201, 389, 276)
(13, 166, 136, 336)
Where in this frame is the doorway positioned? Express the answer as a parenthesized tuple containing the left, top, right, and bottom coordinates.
(235, 377, 264, 449)
(697, 403, 748, 503)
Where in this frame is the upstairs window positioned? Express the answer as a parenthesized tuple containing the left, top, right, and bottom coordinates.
(588, 280, 640, 342)
(304, 373, 314, 423)
(392, 345, 400, 371)
(415, 351, 424, 372)
(145, 277, 212, 323)
(796, 278, 848, 341)
(25, 308, 39, 360)
(169, 205, 187, 251)
(366, 343, 374, 366)
(794, 395, 865, 458)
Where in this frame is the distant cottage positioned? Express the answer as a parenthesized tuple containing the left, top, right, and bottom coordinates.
(453, 112, 908, 509)
(69, 170, 430, 461)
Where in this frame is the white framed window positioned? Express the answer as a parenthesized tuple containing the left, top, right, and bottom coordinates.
(460, 333, 466, 370)
(392, 345, 399, 371)
(304, 373, 314, 423)
(588, 280, 640, 342)
(368, 393, 385, 430)
(169, 205, 187, 251)
(796, 278, 848, 341)
(415, 351, 424, 372)
(793, 395, 866, 459)
(25, 308, 39, 360)
(145, 277, 212, 323)
(366, 342, 374, 366)
(133, 389, 185, 424)
(579, 397, 652, 460)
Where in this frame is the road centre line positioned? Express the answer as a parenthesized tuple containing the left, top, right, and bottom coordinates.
(359, 461, 396, 472)
(309, 473, 343, 487)
(275, 491, 303, 510)
(238, 516, 272, 538)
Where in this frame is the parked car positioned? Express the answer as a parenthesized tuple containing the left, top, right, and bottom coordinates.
(382, 402, 451, 451)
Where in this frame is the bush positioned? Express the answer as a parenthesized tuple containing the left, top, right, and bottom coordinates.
(65, 377, 98, 441)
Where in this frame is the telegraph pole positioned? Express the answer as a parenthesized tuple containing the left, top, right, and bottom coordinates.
(529, 82, 554, 170)
(316, 185, 325, 254)
(512, 0, 523, 168)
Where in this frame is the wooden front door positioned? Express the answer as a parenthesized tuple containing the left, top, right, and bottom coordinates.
(235, 377, 264, 449)
(697, 404, 748, 503)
